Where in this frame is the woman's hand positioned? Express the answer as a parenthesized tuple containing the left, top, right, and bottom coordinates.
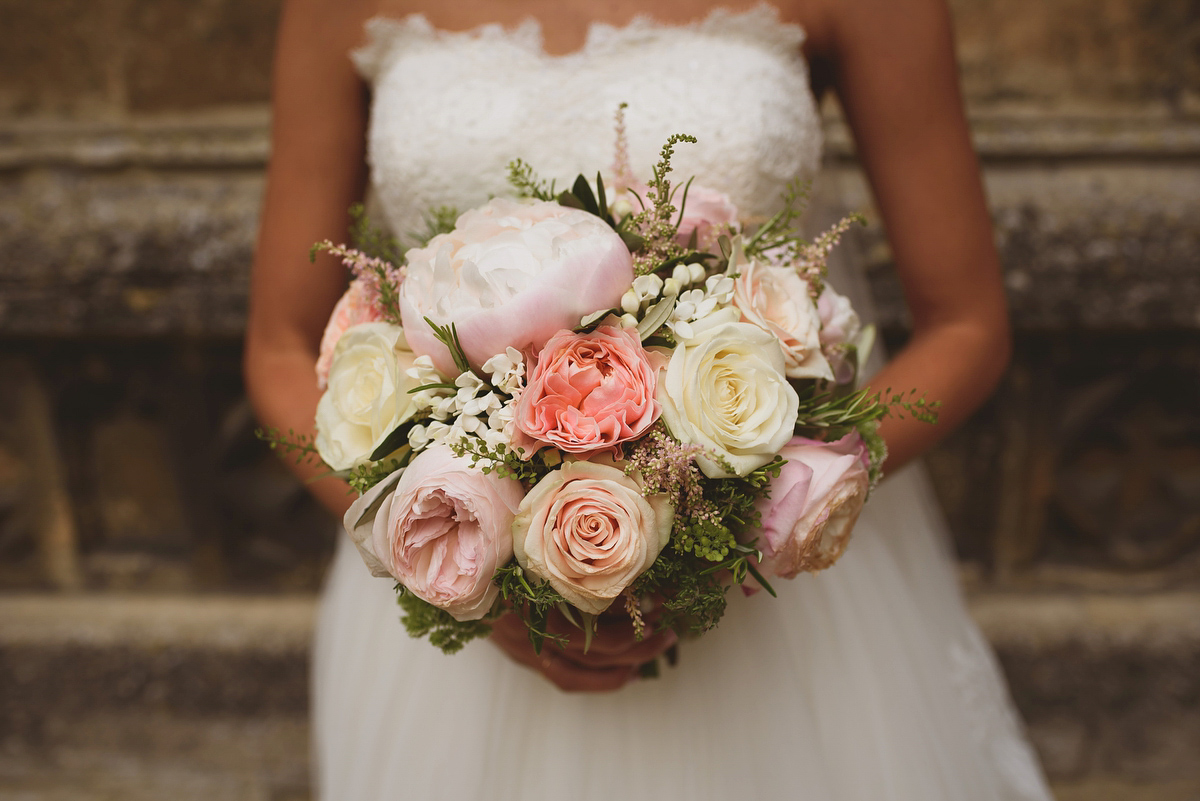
(489, 608, 677, 693)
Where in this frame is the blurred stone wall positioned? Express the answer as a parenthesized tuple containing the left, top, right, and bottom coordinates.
(0, 0, 1196, 593)
(0, 2, 1198, 796)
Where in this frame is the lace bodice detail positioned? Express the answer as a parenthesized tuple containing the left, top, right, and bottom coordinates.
(352, 5, 823, 240)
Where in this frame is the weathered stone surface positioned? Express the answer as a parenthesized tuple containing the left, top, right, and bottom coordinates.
(2, 0, 1198, 118)
(950, 0, 1200, 110)
(1, 591, 1197, 786)
(815, 162, 1200, 332)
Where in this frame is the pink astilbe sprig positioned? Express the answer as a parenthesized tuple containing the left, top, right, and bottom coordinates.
(790, 213, 865, 300)
(610, 102, 636, 193)
(311, 240, 405, 325)
(624, 425, 707, 520)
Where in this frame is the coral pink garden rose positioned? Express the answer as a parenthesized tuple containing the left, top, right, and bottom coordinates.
(513, 459, 673, 615)
(513, 325, 665, 457)
(315, 278, 383, 390)
(343, 445, 525, 621)
(732, 258, 833, 381)
(400, 198, 635, 376)
(753, 432, 871, 578)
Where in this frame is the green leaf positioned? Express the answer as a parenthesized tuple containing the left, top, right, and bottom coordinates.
(556, 190, 586, 211)
(596, 171, 609, 219)
(571, 174, 600, 216)
(369, 420, 418, 461)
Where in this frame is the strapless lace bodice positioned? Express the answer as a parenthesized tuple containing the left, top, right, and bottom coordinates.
(352, 5, 822, 239)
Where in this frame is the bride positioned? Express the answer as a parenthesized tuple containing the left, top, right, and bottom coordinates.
(244, 0, 1054, 798)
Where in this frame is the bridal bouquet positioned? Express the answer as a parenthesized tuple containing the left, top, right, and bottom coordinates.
(266, 119, 935, 659)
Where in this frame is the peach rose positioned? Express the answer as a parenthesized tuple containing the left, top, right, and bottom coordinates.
(513, 325, 665, 457)
(315, 278, 384, 390)
(399, 198, 634, 376)
(512, 459, 673, 615)
(343, 445, 525, 621)
(732, 258, 833, 381)
(753, 432, 870, 578)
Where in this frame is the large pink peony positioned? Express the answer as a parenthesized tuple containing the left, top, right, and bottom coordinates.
(753, 432, 871, 578)
(343, 445, 525, 621)
(399, 198, 634, 376)
(512, 459, 673, 615)
(315, 278, 384, 390)
(513, 325, 665, 457)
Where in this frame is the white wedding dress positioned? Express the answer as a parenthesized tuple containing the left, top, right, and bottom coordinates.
(312, 8, 1054, 800)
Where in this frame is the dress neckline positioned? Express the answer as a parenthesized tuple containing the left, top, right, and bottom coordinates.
(359, 4, 807, 63)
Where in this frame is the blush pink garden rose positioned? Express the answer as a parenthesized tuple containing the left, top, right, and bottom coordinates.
(315, 278, 384, 390)
(399, 198, 635, 376)
(512, 459, 673, 615)
(817, 284, 863, 385)
(618, 183, 739, 252)
(753, 432, 871, 578)
(343, 445, 525, 621)
(732, 258, 834, 381)
(513, 325, 666, 457)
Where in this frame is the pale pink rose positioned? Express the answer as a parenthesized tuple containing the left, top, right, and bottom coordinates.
(753, 432, 870, 578)
(512, 459, 673, 615)
(817, 284, 863, 385)
(732, 258, 833, 381)
(621, 183, 739, 253)
(400, 198, 634, 376)
(513, 325, 665, 457)
(343, 445, 525, 621)
(315, 278, 384, 390)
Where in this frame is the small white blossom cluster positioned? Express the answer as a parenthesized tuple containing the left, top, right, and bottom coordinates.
(618, 262, 714, 329)
(666, 274, 735, 340)
(406, 350, 526, 452)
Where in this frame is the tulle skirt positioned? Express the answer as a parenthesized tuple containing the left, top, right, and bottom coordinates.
(311, 464, 1052, 801)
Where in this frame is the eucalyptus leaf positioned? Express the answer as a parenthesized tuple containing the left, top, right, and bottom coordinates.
(637, 290, 679, 341)
(576, 308, 616, 332)
(556, 190, 586, 211)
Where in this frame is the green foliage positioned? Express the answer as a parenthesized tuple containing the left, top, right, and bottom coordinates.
(346, 453, 409, 495)
(674, 518, 736, 562)
(412, 206, 458, 248)
(450, 439, 552, 485)
(397, 589, 492, 655)
(506, 158, 558, 201)
(857, 419, 888, 489)
(631, 549, 730, 637)
(255, 427, 322, 466)
(629, 133, 698, 274)
(348, 203, 405, 265)
(741, 179, 811, 259)
(494, 563, 570, 654)
(423, 318, 472, 375)
(794, 386, 891, 439)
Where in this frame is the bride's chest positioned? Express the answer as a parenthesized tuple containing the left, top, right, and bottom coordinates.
(358, 14, 824, 231)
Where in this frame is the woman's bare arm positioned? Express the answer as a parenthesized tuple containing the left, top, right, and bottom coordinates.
(244, 0, 376, 518)
(812, 0, 1011, 473)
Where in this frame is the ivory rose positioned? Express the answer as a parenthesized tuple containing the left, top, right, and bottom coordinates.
(513, 325, 665, 457)
(314, 322, 419, 471)
(343, 445, 525, 621)
(512, 459, 673, 615)
(399, 198, 634, 375)
(657, 308, 800, 478)
(754, 432, 871, 578)
(732, 258, 833, 381)
(315, 278, 384, 390)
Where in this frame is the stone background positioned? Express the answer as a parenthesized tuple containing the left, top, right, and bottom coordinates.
(0, 1, 1198, 798)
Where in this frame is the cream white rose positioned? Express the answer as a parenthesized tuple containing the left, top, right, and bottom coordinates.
(732, 258, 833, 381)
(315, 322, 420, 470)
(658, 308, 800, 478)
(512, 459, 672, 615)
